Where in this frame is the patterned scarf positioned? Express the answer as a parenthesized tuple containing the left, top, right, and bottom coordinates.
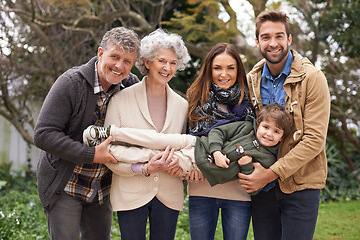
(189, 82, 254, 136)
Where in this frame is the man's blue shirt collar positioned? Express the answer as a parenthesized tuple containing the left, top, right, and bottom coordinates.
(262, 50, 294, 81)
(260, 50, 294, 108)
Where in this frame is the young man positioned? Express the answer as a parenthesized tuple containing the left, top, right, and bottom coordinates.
(34, 27, 140, 240)
(238, 10, 331, 240)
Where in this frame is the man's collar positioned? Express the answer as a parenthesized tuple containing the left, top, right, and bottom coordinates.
(262, 50, 294, 80)
(94, 61, 102, 94)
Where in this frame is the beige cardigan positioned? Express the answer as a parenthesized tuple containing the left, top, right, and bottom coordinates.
(104, 78, 188, 211)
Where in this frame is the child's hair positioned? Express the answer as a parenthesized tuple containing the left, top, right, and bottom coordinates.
(256, 104, 292, 138)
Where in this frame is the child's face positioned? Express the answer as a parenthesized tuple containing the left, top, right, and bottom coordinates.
(256, 119, 284, 147)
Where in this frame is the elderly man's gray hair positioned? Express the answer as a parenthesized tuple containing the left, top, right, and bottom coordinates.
(99, 27, 140, 59)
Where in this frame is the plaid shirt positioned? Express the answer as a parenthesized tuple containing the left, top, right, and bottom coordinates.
(64, 61, 125, 204)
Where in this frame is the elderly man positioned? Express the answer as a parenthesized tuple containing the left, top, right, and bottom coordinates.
(34, 27, 140, 240)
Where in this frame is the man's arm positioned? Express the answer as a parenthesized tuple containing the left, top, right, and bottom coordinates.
(34, 74, 95, 165)
(271, 69, 330, 180)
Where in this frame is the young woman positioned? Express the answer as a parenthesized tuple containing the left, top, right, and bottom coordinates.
(186, 43, 254, 240)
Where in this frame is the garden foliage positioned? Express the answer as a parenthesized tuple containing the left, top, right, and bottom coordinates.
(0, 142, 359, 239)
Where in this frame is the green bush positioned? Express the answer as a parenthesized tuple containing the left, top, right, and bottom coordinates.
(321, 142, 360, 202)
(1, 140, 359, 240)
(0, 189, 49, 240)
(0, 162, 228, 240)
(0, 163, 49, 240)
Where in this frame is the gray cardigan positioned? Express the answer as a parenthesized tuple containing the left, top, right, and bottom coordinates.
(33, 56, 138, 209)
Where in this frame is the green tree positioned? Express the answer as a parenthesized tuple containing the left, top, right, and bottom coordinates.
(1, 0, 360, 184)
(0, 0, 261, 145)
(0, 0, 176, 144)
(319, 0, 360, 58)
(162, 0, 261, 65)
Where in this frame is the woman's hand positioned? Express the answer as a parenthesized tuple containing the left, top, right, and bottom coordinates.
(185, 170, 205, 183)
(166, 158, 183, 177)
(147, 146, 178, 174)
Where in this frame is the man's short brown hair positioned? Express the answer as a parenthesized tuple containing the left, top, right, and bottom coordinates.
(255, 10, 290, 40)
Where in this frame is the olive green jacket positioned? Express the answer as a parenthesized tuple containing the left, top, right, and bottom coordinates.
(195, 116, 279, 188)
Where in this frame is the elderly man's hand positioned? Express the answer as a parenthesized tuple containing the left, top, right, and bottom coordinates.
(93, 136, 117, 164)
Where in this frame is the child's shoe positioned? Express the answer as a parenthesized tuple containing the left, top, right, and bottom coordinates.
(83, 125, 111, 146)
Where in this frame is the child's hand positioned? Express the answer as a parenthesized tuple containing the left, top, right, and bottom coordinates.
(213, 151, 230, 168)
(238, 155, 252, 166)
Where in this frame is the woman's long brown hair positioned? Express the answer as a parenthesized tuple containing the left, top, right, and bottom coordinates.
(187, 43, 248, 126)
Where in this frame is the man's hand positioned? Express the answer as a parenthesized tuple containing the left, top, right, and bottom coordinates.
(238, 162, 278, 193)
(93, 136, 117, 164)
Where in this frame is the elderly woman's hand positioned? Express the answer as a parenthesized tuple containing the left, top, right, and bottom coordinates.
(166, 157, 183, 177)
(146, 146, 178, 174)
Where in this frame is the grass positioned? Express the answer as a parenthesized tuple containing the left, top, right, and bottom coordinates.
(0, 183, 358, 239)
(173, 199, 360, 240)
(110, 198, 360, 240)
(313, 200, 360, 240)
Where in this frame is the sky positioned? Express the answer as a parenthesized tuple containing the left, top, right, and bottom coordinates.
(229, 0, 257, 46)
(224, 0, 301, 47)
(219, 0, 256, 46)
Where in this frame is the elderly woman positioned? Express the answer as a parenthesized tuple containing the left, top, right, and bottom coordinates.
(104, 29, 191, 240)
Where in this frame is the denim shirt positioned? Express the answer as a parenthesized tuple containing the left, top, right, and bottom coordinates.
(260, 51, 294, 108)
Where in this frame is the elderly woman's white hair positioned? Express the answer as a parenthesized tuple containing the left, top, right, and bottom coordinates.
(136, 29, 191, 75)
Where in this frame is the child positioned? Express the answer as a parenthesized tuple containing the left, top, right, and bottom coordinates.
(83, 103, 291, 195)
(195, 103, 291, 195)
